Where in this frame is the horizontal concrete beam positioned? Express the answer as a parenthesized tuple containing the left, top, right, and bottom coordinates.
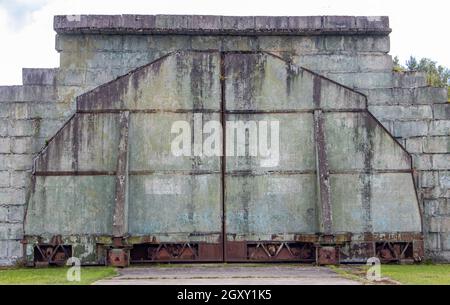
(54, 15, 391, 36)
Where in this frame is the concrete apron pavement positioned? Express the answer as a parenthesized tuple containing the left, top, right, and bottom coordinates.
(94, 264, 361, 285)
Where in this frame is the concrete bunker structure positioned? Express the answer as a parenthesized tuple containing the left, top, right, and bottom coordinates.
(25, 50, 423, 265)
(0, 15, 448, 266)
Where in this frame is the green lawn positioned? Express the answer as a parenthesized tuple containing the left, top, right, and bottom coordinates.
(381, 264, 450, 285)
(0, 266, 117, 285)
(332, 264, 450, 285)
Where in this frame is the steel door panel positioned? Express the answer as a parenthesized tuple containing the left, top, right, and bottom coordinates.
(225, 113, 315, 172)
(128, 112, 221, 172)
(128, 174, 222, 242)
(225, 174, 318, 241)
(25, 176, 115, 235)
(324, 112, 411, 171)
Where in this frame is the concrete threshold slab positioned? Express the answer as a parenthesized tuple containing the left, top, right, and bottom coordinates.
(94, 264, 362, 285)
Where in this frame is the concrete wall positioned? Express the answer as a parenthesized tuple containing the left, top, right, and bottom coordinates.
(0, 15, 448, 264)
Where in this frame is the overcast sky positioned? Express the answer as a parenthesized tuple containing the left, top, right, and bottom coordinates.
(0, 0, 448, 85)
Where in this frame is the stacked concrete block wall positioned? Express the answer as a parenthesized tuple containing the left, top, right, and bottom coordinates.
(0, 72, 55, 264)
(363, 76, 449, 260)
(0, 15, 448, 264)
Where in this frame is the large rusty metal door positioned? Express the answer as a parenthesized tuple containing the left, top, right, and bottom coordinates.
(24, 50, 423, 266)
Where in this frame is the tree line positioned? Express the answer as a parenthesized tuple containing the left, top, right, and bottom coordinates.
(393, 56, 449, 101)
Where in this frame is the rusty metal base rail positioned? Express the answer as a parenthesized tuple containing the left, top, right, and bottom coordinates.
(23, 232, 424, 266)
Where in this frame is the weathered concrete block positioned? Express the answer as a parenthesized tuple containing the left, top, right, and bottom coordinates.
(405, 137, 424, 153)
(0, 156, 8, 170)
(221, 36, 258, 51)
(7, 205, 24, 222)
(0, 121, 8, 137)
(429, 120, 450, 136)
(363, 88, 404, 105)
(149, 35, 191, 52)
(393, 71, 427, 88)
(0, 223, 23, 239)
(442, 233, 450, 250)
(425, 232, 440, 250)
(355, 16, 389, 29)
(255, 16, 288, 30)
(438, 198, 450, 215)
(0, 85, 56, 102)
(57, 69, 86, 86)
(6, 154, 33, 171)
(352, 36, 390, 53)
(191, 15, 222, 31)
(0, 171, 10, 187)
(322, 36, 343, 51)
(433, 103, 450, 120)
(394, 88, 418, 104)
(0, 86, 24, 102)
(424, 185, 450, 199)
(55, 34, 82, 52)
(416, 87, 448, 104)
(412, 154, 433, 170)
(439, 171, 450, 190)
(424, 199, 440, 215)
(257, 36, 293, 52)
(424, 136, 449, 153)
(393, 120, 429, 138)
(0, 240, 7, 258)
(190, 36, 221, 50)
(429, 216, 450, 233)
(296, 54, 392, 73)
(154, 15, 188, 30)
(7, 240, 22, 258)
(0, 240, 22, 261)
(287, 16, 322, 30)
(88, 35, 124, 51)
(429, 217, 441, 233)
(10, 171, 29, 188)
(31, 102, 71, 120)
(10, 103, 30, 120)
(85, 69, 122, 87)
(369, 105, 432, 120)
(0, 206, 7, 222)
(121, 14, 156, 30)
(23, 85, 57, 102)
(325, 72, 393, 89)
(0, 188, 26, 205)
(11, 137, 33, 154)
(222, 16, 255, 31)
(85, 52, 124, 69)
(123, 52, 157, 70)
(433, 154, 450, 170)
(37, 119, 67, 139)
(291, 36, 318, 53)
(7, 120, 38, 137)
(323, 16, 356, 30)
(0, 104, 10, 118)
(0, 138, 11, 154)
(122, 35, 152, 51)
(364, 88, 420, 105)
(421, 171, 438, 188)
(22, 68, 57, 86)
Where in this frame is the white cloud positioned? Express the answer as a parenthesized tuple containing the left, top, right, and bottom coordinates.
(0, 0, 449, 85)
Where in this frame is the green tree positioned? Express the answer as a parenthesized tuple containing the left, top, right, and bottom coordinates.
(395, 56, 450, 101)
(393, 56, 404, 72)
